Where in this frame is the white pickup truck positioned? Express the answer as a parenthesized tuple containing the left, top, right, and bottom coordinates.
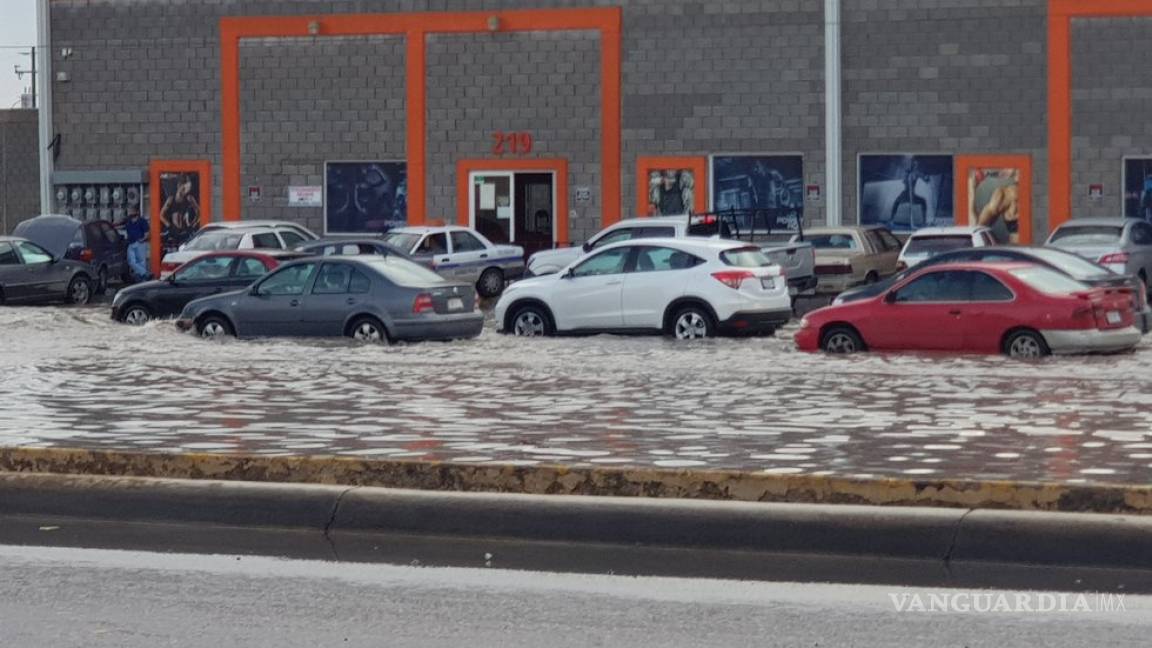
(526, 212, 817, 298)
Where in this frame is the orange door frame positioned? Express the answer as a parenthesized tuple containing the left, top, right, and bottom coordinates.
(148, 159, 212, 277)
(219, 8, 621, 238)
(635, 156, 708, 216)
(457, 158, 570, 247)
(1049, 0, 1152, 232)
(955, 154, 1033, 244)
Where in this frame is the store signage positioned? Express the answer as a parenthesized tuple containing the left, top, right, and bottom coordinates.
(806, 184, 821, 203)
(575, 186, 592, 203)
(1088, 184, 1104, 200)
(247, 186, 262, 203)
(288, 185, 323, 207)
(492, 131, 533, 156)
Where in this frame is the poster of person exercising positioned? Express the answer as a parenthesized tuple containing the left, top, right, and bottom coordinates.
(710, 155, 804, 228)
(158, 172, 202, 256)
(969, 167, 1024, 243)
(859, 154, 954, 232)
(1124, 157, 1152, 223)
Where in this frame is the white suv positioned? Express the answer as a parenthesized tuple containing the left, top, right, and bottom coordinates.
(160, 223, 318, 277)
(495, 238, 791, 339)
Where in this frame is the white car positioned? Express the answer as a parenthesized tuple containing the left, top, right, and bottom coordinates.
(897, 226, 996, 270)
(381, 226, 524, 298)
(160, 223, 319, 278)
(495, 238, 791, 339)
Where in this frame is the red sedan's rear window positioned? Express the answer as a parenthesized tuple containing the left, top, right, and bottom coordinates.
(1009, 267, 1088, 295)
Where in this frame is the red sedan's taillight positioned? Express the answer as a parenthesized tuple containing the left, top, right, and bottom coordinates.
(711, 270, 756, 290)
(79, 248, 94, 263)
(412, 293, 434, 314)
(1099, 252, 1130, 265)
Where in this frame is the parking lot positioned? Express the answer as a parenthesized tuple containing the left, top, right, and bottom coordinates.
(2, 301, 1151, 486)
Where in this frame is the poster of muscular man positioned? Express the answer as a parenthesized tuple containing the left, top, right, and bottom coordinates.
(1124, 157, 1152, 223)
(969, 168, 1024, 243)
(158, 172, 202, 256)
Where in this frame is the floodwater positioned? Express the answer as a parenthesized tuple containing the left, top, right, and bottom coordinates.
(1, 304, 1152, 484)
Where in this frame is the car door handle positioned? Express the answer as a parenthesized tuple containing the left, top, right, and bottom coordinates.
(346, 298, 357, 305)
(290, 299, 300, 307)
(605, 280, 623, 286)
(480, 254, 488, 259)
(948, 310, 962, 316)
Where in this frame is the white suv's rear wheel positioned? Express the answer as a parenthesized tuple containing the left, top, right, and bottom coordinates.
(671, 306, 713, 340)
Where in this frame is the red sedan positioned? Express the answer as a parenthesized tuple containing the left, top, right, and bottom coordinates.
(795, 262, 1142, 358)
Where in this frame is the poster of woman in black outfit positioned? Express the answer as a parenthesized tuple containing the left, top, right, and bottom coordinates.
(159, 172, 202, 254)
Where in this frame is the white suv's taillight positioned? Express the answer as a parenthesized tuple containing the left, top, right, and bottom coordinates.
(1099, 252, 1130, 265)
(711, 270, 756, 289)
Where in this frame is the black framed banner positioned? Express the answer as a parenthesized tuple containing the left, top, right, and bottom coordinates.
(710, 154, 804, 226)
(324, 161, 408, 234)
(859, 154, 954, 232)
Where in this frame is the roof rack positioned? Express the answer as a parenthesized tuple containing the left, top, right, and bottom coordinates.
(686, 208, 805, 243)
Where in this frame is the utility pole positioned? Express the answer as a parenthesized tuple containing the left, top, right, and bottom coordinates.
(14, 47, 36, 108)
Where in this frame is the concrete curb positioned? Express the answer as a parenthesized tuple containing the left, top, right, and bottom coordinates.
(1, 446, 1150, 514)
(1, 472, 1151, 573)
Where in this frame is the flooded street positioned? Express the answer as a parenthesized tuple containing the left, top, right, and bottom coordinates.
(2, 304, 1152, 485)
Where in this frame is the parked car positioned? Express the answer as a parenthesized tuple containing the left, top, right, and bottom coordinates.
(197, 220, 318, 243)
(796, 262, 1140, 358)
(294, 238, 426, 266)
(833, 245, 1152, 333)
(804, 225, 903, 294)
(380, 226, 524, 298)
(0, 236, 95, 305)
(160, 223, 317, 278)
(525, 213, 817, 297)
(495, 238, 791, 339)
(111, 250, 307, 325)
(175, 255, 483, 342)
(1046, 218, 1152, 290)
(13, 214, 127, 294)
(897, 226, 995, 270)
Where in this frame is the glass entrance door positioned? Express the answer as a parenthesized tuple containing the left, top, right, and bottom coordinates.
(470, 172, 513, 244)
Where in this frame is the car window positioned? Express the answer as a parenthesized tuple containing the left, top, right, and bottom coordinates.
(903, 235, 973, 257)
(361, 257, 445, 287)
(175, 256, 233, 281)
(358, 243, 384, 255)
(636, 226, 676, 239)
(591, 227, 635, 249)
(571, 247, 630, 277)
(101, 223, 121, 245)
(349, 269, 372, 294)
(450, 231, 486, 252)
(233, 257, 269, 278)
(186, 231, 244, 251)
(381, 232, 422, 252)
(720, 247, 772, 268)
(312, 263, 353, 294)
(878, 230, 902, 251)
(633, 246, 702, 272)
(893, 271, 970, 303)
(251, 232, 283, 249)
(1009, 266, 1089, 295)
(1049, 225, 1122, 245)
(0, 243, 18, 265)
(256, 262, 317, 296)
(417, 233, 448, 255)
(809, 234, 858, 250)
(970, 272, 1014, 301)
(15, 241, 52, 264)
(70, 228, 85, 247)
(279, 231, 307, 249)
(1131, 223, 1152, 245)
(1022, 247, 1113, 279)
(84, 223, 103, 246)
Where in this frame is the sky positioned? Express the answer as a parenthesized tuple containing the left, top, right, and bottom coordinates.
(0, 0, 38, 108)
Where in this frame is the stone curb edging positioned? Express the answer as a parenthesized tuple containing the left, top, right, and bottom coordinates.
(1, 472, 1151, 571)
(0, 446, 1150, 514)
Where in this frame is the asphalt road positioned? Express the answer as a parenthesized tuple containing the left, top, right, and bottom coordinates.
(0, 544, 1148, 648)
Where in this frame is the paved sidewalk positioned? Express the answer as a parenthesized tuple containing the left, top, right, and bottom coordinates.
(2, 307, 1151, 486)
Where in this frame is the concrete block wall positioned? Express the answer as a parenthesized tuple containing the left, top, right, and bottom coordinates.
(426, 30, 601, 242)
(841, 0, 1049, 234)
(1071, 16, 1152, 220)
(0, 110, 41, 234)
(239, 36, 407, 235)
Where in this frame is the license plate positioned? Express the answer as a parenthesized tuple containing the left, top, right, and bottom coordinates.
(1107, 310, 1122, 325)
(760, 278, 776, 290)
(447, 298, 464, 311)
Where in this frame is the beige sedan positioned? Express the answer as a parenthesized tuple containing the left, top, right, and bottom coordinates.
(805, 226, 903, 294)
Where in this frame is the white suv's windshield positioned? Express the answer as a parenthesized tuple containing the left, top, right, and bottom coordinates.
(720, 247, 772, 267)
(1049, 225, 1122, 245)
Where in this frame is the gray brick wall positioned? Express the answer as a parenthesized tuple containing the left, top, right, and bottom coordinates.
(240, 36, 406, 234)
(0, 109, 41, 235)
(1071, 16, 1152, 220)
(842, 0, 1048, 234)
(426, 31, 601, 242)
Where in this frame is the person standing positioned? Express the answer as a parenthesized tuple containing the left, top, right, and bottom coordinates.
(125, 207, 151, 281)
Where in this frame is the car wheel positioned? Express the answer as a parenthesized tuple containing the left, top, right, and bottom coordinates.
(510, 305, 553, 337)
(670, 306, 714, 340)
(67, 275, 92, 305)
(1004, 329, 1049, 359)
(197, 315, 235, 339)
(95, 266, 109, 295)
(820, 326, 864, 354)
(477, 268, 505, 298)
(347, 316, 389, 344)
(865, 271, 879, 284)
(120, 303, 152, 326)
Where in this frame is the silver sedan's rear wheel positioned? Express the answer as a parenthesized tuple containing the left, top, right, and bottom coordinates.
(197, 315, 234, 339)
(67, 275, 92, 305)
(672, 307, 713, 340)
(348, 316, 388, 343)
